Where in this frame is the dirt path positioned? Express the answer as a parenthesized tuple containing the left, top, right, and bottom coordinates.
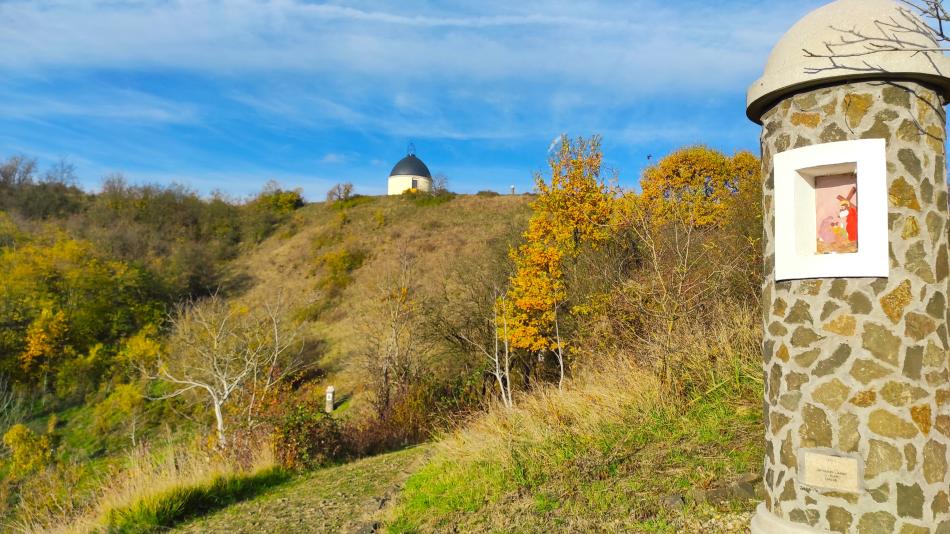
(174, 446, 430, 534)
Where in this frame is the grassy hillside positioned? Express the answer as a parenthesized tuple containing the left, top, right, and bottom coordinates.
(228, 193, 532, 416)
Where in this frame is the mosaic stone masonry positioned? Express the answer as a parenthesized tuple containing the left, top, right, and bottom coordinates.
(759, 81, 950, 533)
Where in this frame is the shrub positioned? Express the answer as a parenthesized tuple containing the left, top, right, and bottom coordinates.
(2, 424, 52, 478)
(372, 209, 386, 228)
(475, 190, 500, 197)
(11, 461, 90, 530)
(256, 182, 305, 215)
(316, 246, 367, 295)
(333, 195, 375, 211)
(271, 405, 345, 470)
(401, 189, 456, 207)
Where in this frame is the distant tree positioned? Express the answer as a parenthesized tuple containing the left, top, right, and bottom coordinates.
(432, 173, 449, 194)
(326, 183, 354, 203)
(0, 155, 36, 189)
(256, 181, 304, 215)
(146, 292, 303, 448)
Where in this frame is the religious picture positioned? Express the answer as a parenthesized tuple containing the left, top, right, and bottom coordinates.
(815, 174, 858, 254)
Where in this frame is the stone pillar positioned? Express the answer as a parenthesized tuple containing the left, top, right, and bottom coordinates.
(747, 2, 950, 533)
(325, 385, 335, 414)
(756, 79, 950, 534)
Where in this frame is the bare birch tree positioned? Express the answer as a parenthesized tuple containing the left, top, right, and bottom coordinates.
(147, 292, 303, 448)
(458, 289, 514, 408)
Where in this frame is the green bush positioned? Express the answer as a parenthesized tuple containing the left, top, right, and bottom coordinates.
(401, 190, 456, 207)
(316, 246, 367, 295)
(2, 424, 51, 478)
(271, 405, 345, 470)
(332, 195, 375, 211)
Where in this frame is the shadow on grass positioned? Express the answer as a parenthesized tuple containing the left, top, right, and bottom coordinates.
(102, 467, 291, 533)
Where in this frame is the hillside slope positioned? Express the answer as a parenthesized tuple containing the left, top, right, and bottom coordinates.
(227, 193, 531, 414)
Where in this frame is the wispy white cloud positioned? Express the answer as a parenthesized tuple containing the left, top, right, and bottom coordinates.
(320, 152, 348, 163)
(0, 1, 821, 94)
(0, 89, 198, 124)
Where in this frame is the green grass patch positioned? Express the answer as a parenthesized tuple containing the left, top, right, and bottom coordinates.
(101, 467, 290, 533)
(388, 378, 762, 532)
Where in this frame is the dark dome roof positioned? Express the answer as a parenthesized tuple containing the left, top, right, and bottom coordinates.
(389, 154, 431, 178)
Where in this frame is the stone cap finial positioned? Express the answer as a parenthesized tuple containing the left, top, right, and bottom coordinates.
(747, 0, 950, 123)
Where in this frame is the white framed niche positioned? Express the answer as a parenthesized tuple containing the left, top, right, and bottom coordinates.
(773, 139, 889, 281)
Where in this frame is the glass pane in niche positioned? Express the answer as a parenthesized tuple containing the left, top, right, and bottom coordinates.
(816, 173, 858, 254)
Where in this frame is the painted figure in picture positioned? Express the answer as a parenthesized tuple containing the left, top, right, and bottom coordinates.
(838, 185, 858, 243)
(815, 175, 858, 254)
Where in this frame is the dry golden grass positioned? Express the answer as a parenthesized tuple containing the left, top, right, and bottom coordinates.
(14, 440, 275, 534)
(441, 356, 663, 463)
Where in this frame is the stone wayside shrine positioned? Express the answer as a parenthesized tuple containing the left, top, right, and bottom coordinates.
(747, 1, 950, 533)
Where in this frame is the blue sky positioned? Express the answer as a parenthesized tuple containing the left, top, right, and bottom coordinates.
(0, 0, 827, 199)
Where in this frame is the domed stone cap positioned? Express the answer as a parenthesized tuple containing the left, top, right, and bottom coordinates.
(389, 154, 431, 178)
(747, 0, 950, 123)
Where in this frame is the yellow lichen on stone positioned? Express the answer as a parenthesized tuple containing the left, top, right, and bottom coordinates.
(824, 315, 857, 336)
(776, 344, 790, 362)
(850, 390, 877, 407)
(890, 178, 922, 210)
(791, 112, 821, 128)
(897, 120, 921, 142)
(880, 280, 913, 324)
(927, 125, 944, 152)
(799, 280, 823, 296)
(773, 298, 788, 317)
(844, 93, 874, 128)
(918, 92, 936, 125)
(869, 409, 919, 439)
(902, 217, 920, 239)
(912, 404, 933, 434)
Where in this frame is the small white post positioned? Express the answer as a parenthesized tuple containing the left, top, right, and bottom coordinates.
(325, 385, 335, 414)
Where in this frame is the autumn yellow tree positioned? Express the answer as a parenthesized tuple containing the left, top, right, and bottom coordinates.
(19, 308, 70, 380)
(503, 136, 616, 388)
(638, 146, 758, 227)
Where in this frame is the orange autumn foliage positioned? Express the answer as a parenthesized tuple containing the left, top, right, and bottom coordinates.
(20, 307, 70, 375)
(503, 136, 616, 353)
